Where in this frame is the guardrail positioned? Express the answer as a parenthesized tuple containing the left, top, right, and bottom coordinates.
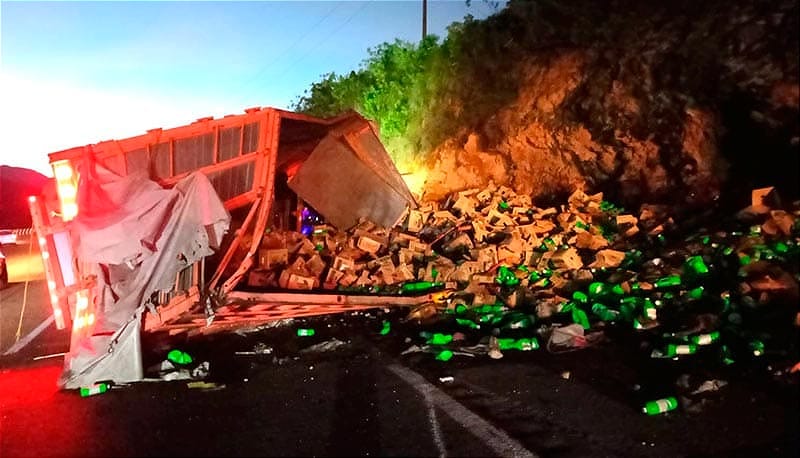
(0, 228, 34, 245)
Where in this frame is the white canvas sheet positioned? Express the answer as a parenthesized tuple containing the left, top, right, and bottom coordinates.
(59, 164, 230, 389)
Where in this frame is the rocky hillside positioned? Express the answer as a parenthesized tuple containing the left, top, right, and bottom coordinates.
(416, 0, 798, 209)
(0, 166, 49, 229)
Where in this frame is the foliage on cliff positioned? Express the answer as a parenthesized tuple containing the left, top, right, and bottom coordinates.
(293, 0, 799, 205)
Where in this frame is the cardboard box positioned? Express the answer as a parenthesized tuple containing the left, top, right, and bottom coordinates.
(258, 248, 288, 269)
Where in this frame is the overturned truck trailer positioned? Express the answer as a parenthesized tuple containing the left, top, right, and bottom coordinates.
(29, 107, 434, 388)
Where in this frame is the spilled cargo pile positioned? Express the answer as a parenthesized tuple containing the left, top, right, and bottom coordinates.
(243, 184, 799, 378)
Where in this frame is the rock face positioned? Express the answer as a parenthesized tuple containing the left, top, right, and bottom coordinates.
(422, 0, 798, 209)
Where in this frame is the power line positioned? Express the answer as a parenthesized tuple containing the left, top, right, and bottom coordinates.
(241, 2, 340, 92)
(271, 1, 370, 86)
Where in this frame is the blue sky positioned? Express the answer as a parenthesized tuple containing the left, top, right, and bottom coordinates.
(0, 0, 502, 175)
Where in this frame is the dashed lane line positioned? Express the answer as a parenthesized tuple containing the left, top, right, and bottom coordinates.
(387, 363, 537, 458)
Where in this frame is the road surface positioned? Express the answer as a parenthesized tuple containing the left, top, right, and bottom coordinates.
(1, 307, 797, 457)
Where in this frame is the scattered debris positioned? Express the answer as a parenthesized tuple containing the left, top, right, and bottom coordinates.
(300, 339, 348, 354)
(234, 342, 274, 356)
(187, 381, 226, 391)
(233, 319, 294, 336)
(690, 379, 728, 395)
(117, 182, 796, 414)
(32, 352, 67, 361)
(148, 350, 210, 382)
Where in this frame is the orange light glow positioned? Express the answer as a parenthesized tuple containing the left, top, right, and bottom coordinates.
(401, 165, 428, 198)
(72, 289, 93, 331)
(76, 292, 88, 311)
(52, 160, 78, 221)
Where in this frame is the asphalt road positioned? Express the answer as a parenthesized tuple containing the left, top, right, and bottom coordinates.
(0, 281, 60, 355)
(1, 238, 56, 355)
(1, 307, 798, 458)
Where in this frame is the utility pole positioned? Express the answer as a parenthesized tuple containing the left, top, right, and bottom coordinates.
(422, 0, 427, 40)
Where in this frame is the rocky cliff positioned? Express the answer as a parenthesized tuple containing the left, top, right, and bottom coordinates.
(422, 0, 798, 210)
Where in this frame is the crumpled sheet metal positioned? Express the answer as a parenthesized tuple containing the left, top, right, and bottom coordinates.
(60, 166, 230, 389)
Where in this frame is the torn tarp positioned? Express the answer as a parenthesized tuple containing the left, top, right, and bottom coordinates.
(59, 164, 230, 389)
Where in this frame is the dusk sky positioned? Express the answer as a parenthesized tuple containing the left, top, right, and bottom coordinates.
(0, 0, 502, 176)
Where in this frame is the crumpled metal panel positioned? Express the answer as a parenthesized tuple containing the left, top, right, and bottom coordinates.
(288, 134, 411, 230)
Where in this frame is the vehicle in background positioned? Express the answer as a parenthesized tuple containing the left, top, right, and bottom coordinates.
(0, 229, 18, 245)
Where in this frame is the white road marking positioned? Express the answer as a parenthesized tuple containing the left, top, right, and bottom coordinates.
(388, 363, 537, 458)
(2, 315, 53, 355)
(422, 386, 448, 458)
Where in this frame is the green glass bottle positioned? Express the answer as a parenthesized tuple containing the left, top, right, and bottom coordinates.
(503, 312, 534, 329)
(620, 295, 642, 310)
(401, 281, 444, 293)
(690, 331, 720, 345)
(380, 321, 391, 336)
(478, 313, 504, 325)
(495, 266, 520, 287)
(749, 340, 765, 356)
(427, 333, 453, 345)
(514, 338, 539, 351)
(591, 303, 619, 322)
(497, 337, 539, 351)
(572, 308, 590, 329)
(684, 256, 709, 275)
(474, 304, 504, 314)
(666, 343, 697, 356)
(654, 275, 682, 289)
(720, 345, 735, 365)
(297, 328, 316, 337)
(643, 302, 657, 320)
(80, 383, 109, 397)
(456, 318, 479, 330)
(572, 291, 589, 303)
(642, 397, 678, 415)
(167, 349, 194, 366)
(720, 291, 732, 314)
(687, 286, 704, 300)
(435, 350, 454, 361)
(588, 282, 606, 298)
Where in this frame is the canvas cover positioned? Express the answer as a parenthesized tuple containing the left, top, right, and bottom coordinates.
(59, 163, 230, 388)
